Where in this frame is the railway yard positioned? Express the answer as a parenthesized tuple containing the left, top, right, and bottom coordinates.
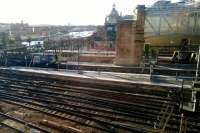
(1, 0, 200, 133)
(0, 67, 198, 133)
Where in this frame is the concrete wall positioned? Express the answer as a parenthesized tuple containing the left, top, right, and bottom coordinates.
(79, 55, 114, 63)
(90, 41, 115, 51)
(60, 55, 114, 64)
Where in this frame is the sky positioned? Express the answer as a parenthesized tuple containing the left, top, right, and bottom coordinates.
(0, 0, 181, 25)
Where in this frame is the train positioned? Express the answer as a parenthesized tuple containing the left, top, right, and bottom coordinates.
(0, 52, 59, 67)
(31, 53, 58, 67)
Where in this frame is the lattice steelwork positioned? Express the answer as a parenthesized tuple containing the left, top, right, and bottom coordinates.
(145, 1, 200, 37)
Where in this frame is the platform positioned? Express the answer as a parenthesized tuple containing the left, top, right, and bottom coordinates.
(1, 67, 192, 90)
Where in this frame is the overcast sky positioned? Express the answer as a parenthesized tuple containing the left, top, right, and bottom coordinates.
(0, 0, 181, 25)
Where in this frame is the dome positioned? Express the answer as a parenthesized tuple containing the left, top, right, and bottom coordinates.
(105, 4, 120, 24)
(110, 4, 119, 17)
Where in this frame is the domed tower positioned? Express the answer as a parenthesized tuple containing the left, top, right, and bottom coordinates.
(105, 4, 120, 24)
(105, 4, 120, 42)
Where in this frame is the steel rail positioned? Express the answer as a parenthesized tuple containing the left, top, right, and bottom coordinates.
(0, 122, 24, 133)
(0, 72, 172, 100)
(0, 112, 50, 133)
(0, 83, 165, 115)
(0, 76, 172, 112)
(0, 96, 151, 133)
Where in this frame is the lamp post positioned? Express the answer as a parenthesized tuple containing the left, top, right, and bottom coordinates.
(195, 45, 200, 81)
(77, 39, 80, 73)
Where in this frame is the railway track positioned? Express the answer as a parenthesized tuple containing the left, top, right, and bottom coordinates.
(0, 111, 50, 133)
(0, 69, 199, 132)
